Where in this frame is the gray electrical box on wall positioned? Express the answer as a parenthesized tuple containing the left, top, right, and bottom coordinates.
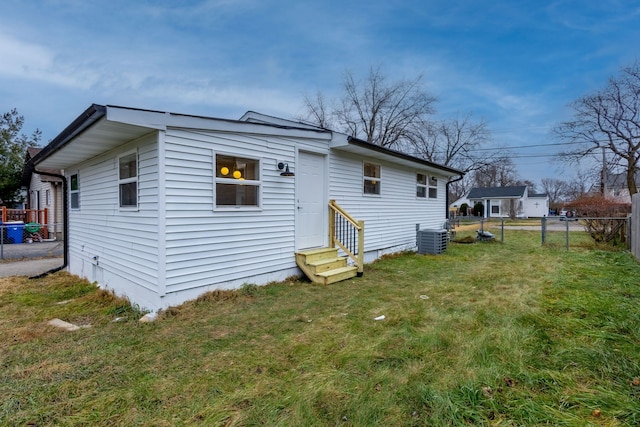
(417, 229, 448, 254)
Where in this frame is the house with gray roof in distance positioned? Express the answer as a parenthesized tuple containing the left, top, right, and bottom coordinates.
(599, 171, 640, 204)
(450, 186, 549, 218)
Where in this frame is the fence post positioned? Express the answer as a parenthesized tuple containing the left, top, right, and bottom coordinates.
(43, 208, 49, 239)
(627, 215, 632, 250)
(501, 217, 504, 242)
(565, 217, 570, 251)
(541, 216, 546, 245)
(1, 224, 4, 260)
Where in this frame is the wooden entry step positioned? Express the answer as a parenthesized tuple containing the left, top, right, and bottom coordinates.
(295, 247, 358, 285)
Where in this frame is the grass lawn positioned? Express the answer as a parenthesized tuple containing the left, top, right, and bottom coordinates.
(2, 230, 640, 426)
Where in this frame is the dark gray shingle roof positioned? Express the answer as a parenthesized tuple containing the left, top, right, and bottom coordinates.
(467, 186, 527, 199)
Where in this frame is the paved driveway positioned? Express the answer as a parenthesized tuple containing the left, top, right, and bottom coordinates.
(0, 241, 65, 278)
(0, 240, 64, 260)
(0, 257, 64, 278)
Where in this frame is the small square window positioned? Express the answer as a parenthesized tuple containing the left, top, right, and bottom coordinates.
(215, 154, 261, 207)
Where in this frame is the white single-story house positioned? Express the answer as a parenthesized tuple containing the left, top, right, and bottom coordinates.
(30, 104, 463, 311)
(452, 186, 549, 218)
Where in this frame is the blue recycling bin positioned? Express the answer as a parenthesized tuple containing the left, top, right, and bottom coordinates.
(6, 221, 25, 244)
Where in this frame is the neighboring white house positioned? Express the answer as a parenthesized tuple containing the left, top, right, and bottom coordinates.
(21, 147, 64, 239)
(452, 186, 548, 218)
(31, 104, 463, 311)
(600, 171, 640, 203)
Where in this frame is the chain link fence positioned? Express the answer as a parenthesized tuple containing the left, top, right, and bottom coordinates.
(0, 221, 64, 260)
(452, 216, 629, 251)
(541, 216, 630, 251)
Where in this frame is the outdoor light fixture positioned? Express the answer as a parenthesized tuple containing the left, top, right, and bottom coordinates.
(278, 162, 295, 177)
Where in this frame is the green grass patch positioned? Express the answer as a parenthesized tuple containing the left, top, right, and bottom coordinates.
(1, 231, 640, 425)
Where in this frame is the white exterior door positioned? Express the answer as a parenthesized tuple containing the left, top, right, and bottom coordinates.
(296, 151, 326, 249)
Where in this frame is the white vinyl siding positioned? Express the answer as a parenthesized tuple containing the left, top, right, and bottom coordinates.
(66, 133, 160, 306)
(330, 152, 448, 258)
(162, 128, 328, 294)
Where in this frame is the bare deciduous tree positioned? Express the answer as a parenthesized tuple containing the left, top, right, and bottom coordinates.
(301, 91, 332, 129)
(564, 169, 595, 201)
(471, 157, 520, 188)
(299, 67, 512, 205)
(519, 179, 537, 193)
(555, 61, 640, 196)
(406, 113, 506, 202)
(540, 177, 569, 207)
(300, 66, 437, 149)
(410, 114, 493, 167)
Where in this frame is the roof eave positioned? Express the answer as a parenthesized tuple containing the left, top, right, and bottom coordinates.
(338, 136, 464, 177)
(31, 104, 107, 166)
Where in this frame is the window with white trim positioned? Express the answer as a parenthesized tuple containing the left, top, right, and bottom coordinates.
(215, 154, 260, 207)
(417, 173, 427, 198)
(363, 162, 380, 195)
(70, 173, 79, 209)
(428, 176, 438, 198)
(119, 152, 138, 208)
(45, 189, 51, 206)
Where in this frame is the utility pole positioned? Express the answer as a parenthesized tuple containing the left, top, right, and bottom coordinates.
(601, 146, 607, 195)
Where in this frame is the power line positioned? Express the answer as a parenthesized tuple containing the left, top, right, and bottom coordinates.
(429, 137, 632, 155)
(467, 141, 583, 152)
(507, 153, 573, 159)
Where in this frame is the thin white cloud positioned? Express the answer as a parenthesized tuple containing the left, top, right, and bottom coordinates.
(0, 32, 101, 89)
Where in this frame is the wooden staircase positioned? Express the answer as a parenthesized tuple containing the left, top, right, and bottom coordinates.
(295, 247, 358, 285)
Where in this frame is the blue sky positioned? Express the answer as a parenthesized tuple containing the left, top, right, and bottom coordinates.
(1, 0, 639, 184)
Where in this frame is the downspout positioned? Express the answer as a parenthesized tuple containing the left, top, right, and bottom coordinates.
(29, 170, 68, 279)
(445, 175, 465, 219)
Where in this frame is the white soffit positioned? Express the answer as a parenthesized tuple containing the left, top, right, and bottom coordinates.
(37, 117, 154, 170)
